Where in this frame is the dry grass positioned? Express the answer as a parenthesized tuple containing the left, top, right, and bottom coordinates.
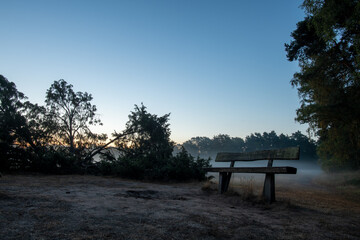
(314, 170, 360, 186)
(275, 171, 360, 214)
(201, 180, 217, 192)
(202, 175, 258, 200)
(208, 171, 360, 212)
(228, 176, 257, 201)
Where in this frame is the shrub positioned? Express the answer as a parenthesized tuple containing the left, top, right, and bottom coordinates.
(28, 147, 82, 174)
(99, 147, 211, 181)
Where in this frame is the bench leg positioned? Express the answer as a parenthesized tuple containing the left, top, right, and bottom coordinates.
(219, 172, 225, 194)
(263, 173, 275, 203)
(219, 172, 232, 194)
(224, 172, 232, 193)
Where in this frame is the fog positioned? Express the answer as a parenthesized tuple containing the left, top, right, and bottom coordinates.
(207, 154, 324, 190)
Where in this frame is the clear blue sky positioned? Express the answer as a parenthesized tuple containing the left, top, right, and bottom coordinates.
(1, 0, 308, 143)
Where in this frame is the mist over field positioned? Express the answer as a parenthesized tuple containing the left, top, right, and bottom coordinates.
(207, 156, 323, 188)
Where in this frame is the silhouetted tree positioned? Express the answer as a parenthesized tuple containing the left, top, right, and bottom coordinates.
(114, 104, 174, 179)
(0, 75, 28, 170)
(108, 104, 210, 180)
(245, 133, 265, 151)
(45, 79, 106, 156)
(117, 104, 174, 159)
(183, 136, 212, 156)
(0, 75, 50, 171)
(290, 131, 317, 159)
(285, 0, 360, 170)
(211, 134, 233, 152)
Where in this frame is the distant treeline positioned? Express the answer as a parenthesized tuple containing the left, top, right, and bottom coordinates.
(178, 131, 317, 161)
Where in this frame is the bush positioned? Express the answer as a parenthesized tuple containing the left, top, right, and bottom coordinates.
(116, 157, 146, 179)
(28, 147, 82, 174)
(103, 147, 211, 181)
(166, 147, 211, 181)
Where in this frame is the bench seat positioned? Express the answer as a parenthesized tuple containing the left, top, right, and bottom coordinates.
(204, 166, 297, 174)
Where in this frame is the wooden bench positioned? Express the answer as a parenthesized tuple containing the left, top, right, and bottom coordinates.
(204, 147, 299, 203)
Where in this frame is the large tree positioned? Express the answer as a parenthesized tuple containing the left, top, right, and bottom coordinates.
(45, 79, 105, 155)
(285, 0, 360, 170)
(0, 75, 28, 170)
(0, 75, 49, 170)
(0, 75, 26, 143)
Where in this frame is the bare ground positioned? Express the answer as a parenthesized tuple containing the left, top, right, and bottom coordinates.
(0, 173, 359, 240)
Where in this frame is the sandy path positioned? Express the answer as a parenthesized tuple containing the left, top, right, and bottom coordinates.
(0, 174, 359, 240)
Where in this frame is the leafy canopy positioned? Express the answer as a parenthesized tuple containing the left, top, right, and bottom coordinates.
(0, 75, 50, 170)
(110, 104, 210, 180)
(116, 103, 174, 163)
(285, 0, 360, 170)
(45, 79, 105, 153)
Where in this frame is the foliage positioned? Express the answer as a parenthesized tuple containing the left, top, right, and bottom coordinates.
(30, 147, 80, 174)
(0, 75, 46, 171)
(114, 104, 173, 179)
(181, 134, 246, 158)
(0, 76, 107, 173)
(166, 147, 211, 181)
(116, 104, 174, 160)
(181, 131, 317, 160)
(45, 79, 105, 155)
(285, 0, 360, 170)
(100, 147, 211, 181)
(0, 75, 26, 171)
(111, 104, 210, 180)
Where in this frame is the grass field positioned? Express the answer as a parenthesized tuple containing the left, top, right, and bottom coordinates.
(1, 172, 359, 240)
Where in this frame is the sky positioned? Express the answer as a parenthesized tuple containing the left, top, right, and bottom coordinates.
(0, 0, 308, 143)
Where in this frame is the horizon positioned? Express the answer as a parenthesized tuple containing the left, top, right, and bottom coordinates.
(0, 0, 308, 143)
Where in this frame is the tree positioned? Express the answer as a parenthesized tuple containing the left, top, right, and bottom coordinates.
(0, 75, 28, 170)
(110, 103, 210, 180)
(245, 132, 265, 151)
(182, 136, 212, 157)
(114, 104, 174, 178)
(0, 75, 26, 141)
(0, 75, 50, 170)
(211, 134, 233, 152)
(45, 79, 105, 155)
(285, 0, 360, 170)
(290, 131, 317, 159)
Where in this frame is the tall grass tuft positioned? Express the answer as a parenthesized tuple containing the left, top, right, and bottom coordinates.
(228, 175, 257, 201)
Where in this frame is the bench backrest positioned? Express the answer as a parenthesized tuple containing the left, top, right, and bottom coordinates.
(215, 147, 300, 162)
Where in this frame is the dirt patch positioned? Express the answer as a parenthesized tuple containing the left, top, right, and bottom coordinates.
(118, 190, 188, 201)
(1, 174, 359, 240)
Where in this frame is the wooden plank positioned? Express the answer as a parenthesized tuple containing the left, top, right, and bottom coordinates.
(203, 167, 297, 174)
(215, 147, 300, 162)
